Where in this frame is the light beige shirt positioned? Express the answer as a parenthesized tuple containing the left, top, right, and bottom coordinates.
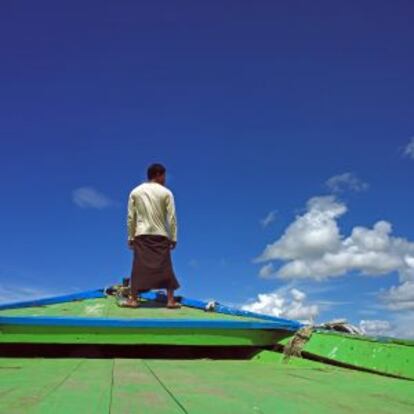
(127, 182, 177, 242)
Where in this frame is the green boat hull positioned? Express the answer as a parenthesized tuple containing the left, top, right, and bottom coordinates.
(0, 324, 286, 347)
(277, 330, 414, 380)
(1, 291, 414, 413)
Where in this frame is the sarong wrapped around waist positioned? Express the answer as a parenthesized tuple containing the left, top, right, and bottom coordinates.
(130, 235, 180, 293)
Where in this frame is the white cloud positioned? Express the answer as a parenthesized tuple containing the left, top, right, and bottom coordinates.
(291, 288, 306, 302)
(390, 312, 414, 338)
(404, 137, 414, 159)
(256, 196, 414, 281)
(359, 319, 392, 337)
(261, 210, 277, 228)
(72, 187, 115, 209)
(259, 263, 275, 278)
(326, 172, 369, 193)
(0, 284, 60, 304)
(381, 281, 414, 311)
(242, 287, 319, 323)
(359, 312, 414, 339)
(257, 196, 346, 263)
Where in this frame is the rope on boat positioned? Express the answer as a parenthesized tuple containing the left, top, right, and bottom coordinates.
(316, 319, 363, 335)
(283, 326, 313, 361)
(105, 285, 130, 300)
(283, 320, 364, 362)
(205, 301, 217, 312)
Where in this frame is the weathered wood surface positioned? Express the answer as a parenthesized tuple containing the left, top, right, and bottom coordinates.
(0, 358, 413, 414)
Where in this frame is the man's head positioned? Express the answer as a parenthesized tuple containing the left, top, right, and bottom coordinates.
(147, 163, 166, 185)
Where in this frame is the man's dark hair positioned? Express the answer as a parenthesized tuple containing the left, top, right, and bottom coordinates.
(147, 163, 166, 180)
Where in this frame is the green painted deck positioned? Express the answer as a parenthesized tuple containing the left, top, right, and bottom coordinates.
(0, 357, 413, 414)
(0, 296, 263, 321)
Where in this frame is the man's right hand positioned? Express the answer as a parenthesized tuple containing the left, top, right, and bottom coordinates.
(170, 241, 177, 250)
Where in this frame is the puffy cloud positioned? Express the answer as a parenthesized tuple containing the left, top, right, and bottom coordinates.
(326, 172, 369, 193)
(261, 210, 277, 228)
(359, 320, 392, 337)
(259, 263, 275, 278)
(257, 196, 346, 264)
(72, 187, 116, 209)
(404, 137, 414, 159)
(256, 196, 414, 281)
(381, 281, 414, 311)
(359, 313, 414, 339)
(291, 288, 306, 302)
(390, 312, 414, 338)
(242, 288, 319, 323)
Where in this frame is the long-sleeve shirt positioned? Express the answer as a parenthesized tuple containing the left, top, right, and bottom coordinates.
(127, 182, 177, 242)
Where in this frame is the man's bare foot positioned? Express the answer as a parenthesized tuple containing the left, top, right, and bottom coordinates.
(118, 297, 140, 308)
(166, 301, 181, 309)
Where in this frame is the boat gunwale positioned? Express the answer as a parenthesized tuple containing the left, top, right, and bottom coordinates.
(0, 315, 296, 331)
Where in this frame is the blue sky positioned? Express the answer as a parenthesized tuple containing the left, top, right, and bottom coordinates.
(1, 1, 414, 337)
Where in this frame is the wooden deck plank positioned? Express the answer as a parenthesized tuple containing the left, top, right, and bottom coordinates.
(110, 359, 184, 414)
(30, 359, 112, 414)
(146, 360, 414, 414)
(0, 359, 83, 414)
(0, 359, 112, 414)
(1, 358, 414, 413)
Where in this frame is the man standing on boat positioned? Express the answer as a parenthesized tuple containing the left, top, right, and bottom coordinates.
(125, 163, 180, 309)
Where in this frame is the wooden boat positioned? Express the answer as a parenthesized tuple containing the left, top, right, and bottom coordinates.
(0, 285, 413, 413)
